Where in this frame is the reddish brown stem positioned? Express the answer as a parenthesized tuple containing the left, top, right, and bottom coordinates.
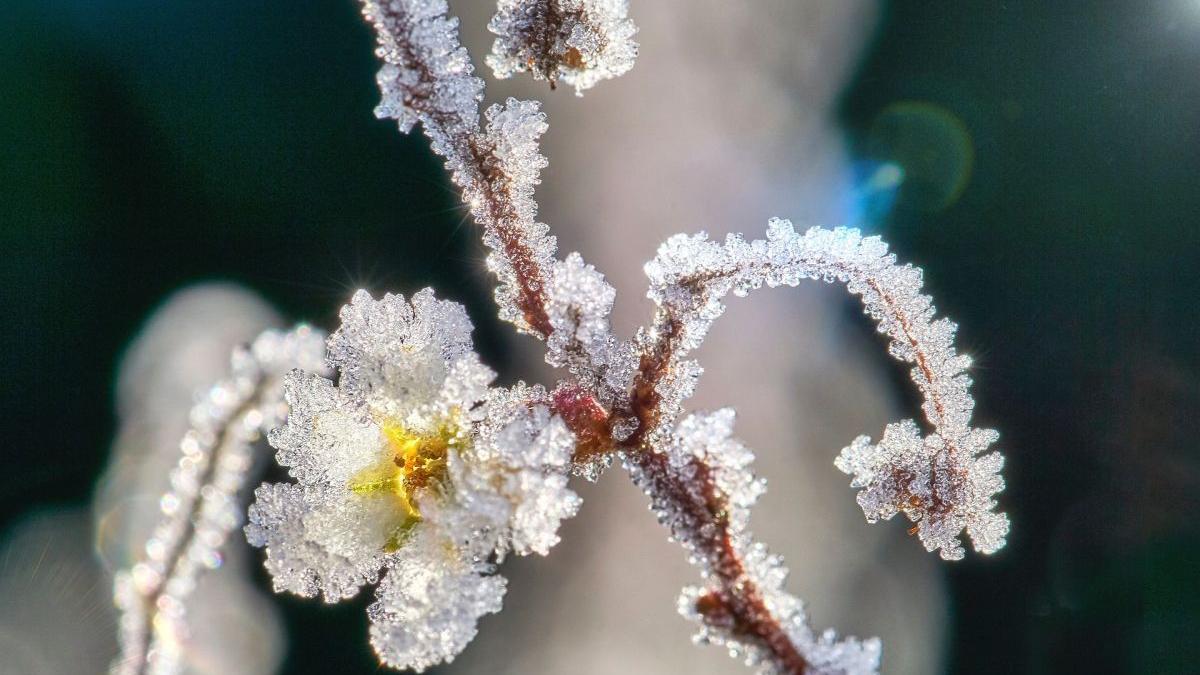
(623, 314, 680, 447)
(465, 136, 554, 337)
(551, 358, 812, 673)
(392, 17, 553, 339)
(627, 450, 811, 673)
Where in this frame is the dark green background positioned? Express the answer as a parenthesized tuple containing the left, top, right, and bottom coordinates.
(2, 1, 1197, 673)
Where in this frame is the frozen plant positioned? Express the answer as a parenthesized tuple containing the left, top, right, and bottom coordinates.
(488, 0, 638, 94)
(245, 290, 579, 669)
(115, 1, 1009, 674)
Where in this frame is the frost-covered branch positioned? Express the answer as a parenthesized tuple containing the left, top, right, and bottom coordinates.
(219, 4, 1010, 674)
(112, 327, 326, 675)
(626, 411, 881, 674)
(642, 220, 1010, 560)
(363, 0, 558, 338)
(488, 0, 638, 95)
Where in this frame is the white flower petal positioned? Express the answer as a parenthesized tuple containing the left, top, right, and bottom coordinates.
(268, 371, 383, 487)
(327, 289, 475, 413)
(245, 483, 383, 601)
(367, 536, 506, 671)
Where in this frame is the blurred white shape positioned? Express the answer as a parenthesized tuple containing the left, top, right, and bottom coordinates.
(0, 283, 286, 675)
(95, 284, 283, 572)
(111, 322, 325, 675)
(96, 283, 290, 675)
(0, 509, 116, 673)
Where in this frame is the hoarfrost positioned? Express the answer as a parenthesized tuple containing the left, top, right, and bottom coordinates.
(367, 530, 506, 671)
(645, 219, 1009, 559)
(246, 290, 579, 671)
(365, 0, 482, 146)
(364, 0, 559, 337)
(475, 99, 559, 335)
(546, 252, 636, 401)
(488, 0, 639, 95)
(629, 410, 881, 674)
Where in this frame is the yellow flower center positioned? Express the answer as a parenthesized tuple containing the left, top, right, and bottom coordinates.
(348, 418, 456, 551)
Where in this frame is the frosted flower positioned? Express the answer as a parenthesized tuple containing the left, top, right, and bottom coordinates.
(246, 289, 579, 670)
(836, 420, 1008, 561)
(488, 0, 639, 95)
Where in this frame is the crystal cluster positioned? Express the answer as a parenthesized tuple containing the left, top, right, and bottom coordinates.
(112, 325, 327, 675)
(545, 252, 636, 402)
(474, 98, 560, 335)
(628, 410, 882, 675)
(245, 290, 579, 670)
(645, 219, 1009, 560)
(488, 0, 639, 95)
(836, 422, 1007, 560)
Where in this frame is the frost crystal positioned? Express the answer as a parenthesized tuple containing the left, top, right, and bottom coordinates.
(245, 290, 579, 671)
(368, 532, 506, 671)
(112, 325, 327, 675)
(836, 422, 1007, 561)
(645, 219, 1009, 559)
(546, 252, 636, 401)
(488, 0, 639, 95)
(474, 99, 559, 335)
(364, 0, 482, 148)
(629, 411, 881, 675)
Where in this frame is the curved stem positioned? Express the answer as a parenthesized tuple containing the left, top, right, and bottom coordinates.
(643, 226, 976, 457)
(113, 376, 266, 675)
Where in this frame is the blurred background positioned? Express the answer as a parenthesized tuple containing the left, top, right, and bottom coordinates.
(2, 1, 1198, 674)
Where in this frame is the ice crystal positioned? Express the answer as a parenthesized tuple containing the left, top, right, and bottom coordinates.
(488, 0, 639, 95)
(645, 219, 1010, 559)
(546, 252, 636, 402)
(629, 411, 881, 674)
(246, 289, 579, 670)
(474, 98, 559, 335)
(467, 382, 581, 555)
(367, 531, 506, 671)
(112, 325, 327, 675)
(836, 421, 1008, 560)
